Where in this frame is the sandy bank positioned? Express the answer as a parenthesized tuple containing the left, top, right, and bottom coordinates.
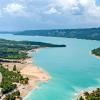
(91, 54, 100, 59)
(19, 58, 50, 97)
(2, 51, 50, 99)
(90, 52, 100, 59)
(76, 88, 98, 100)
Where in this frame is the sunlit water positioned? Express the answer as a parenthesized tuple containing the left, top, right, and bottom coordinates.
(0, 34, 100, 100)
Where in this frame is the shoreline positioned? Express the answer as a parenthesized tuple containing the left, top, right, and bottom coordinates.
(76, 87, 100, 100)
(2, 49, 50, 99)
(89, 51, 100, 59)
(19, 58, 50, 98)
(75, 52, 100, 100)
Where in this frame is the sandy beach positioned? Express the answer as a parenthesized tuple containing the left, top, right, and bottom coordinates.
(76, 90, 87, 100)
(19, 58, 50, 97)
(2, 51, 50, 99)
(76, 87, 99, 100)
(89, 51, 100, 59)
(91, 54, 100, 59)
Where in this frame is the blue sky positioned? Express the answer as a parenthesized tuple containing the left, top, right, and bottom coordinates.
(0, 0, 100, 31)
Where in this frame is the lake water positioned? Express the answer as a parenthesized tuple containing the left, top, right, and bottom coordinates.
(0, 34, 100, 100)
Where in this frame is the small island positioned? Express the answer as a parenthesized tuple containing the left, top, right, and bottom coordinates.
(0, 39, 66, 100)
(91, 47, 100, 59)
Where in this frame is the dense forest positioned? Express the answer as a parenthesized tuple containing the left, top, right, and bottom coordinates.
(0, 63, 27, 100)
(9, 27, 100, 41)
(91, 47, 100, 57)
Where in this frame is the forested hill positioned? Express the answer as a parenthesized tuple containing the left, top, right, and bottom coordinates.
(13, 28, 100, 40)
(0, 39, 66, 60)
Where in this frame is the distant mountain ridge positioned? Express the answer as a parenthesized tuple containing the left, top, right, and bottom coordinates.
(1, 27, 100, 40)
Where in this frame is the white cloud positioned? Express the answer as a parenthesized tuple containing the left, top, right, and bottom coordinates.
(79, 0, 100, 16)
(51, 0, 100, 16)
(3, 3, 25, 16)
(56, 0, 78, 10)
(0, 0, 100, 30)
(2, 0, 100, 17)
(45, 7, 60, 14)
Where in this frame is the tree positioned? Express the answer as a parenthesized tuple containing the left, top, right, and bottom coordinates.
(84, 92, 89, 97)
(79, 96, 84, 100)
(15, 90, 20, 96)
(13, 65, 16, 71)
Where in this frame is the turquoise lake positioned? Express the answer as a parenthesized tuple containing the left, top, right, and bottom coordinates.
(0, 34, 100, 100)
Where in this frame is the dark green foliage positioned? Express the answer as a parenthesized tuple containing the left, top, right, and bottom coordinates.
(79, 88, 100, 100)
(79, 96, 84, 100)
(1, 83, 16, 94)
(15, 90, 20, 96)
(3, 94, 16, 100)
(92, 47, 100, 57)
(13, 65, 16, 71)
(20, 77, 29, 84)
(3, 90, 20, 100)
(13, 28, 100, 40)
(0, 39, 65, 60)
(0, 64, 28, 95)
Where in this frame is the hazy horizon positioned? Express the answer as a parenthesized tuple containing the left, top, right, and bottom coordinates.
(0, 26, 100, 32)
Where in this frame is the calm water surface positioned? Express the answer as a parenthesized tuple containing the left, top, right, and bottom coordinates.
(0, 34, 100, 100)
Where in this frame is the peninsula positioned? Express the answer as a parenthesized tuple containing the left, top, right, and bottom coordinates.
(0, 39, 66, 100)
